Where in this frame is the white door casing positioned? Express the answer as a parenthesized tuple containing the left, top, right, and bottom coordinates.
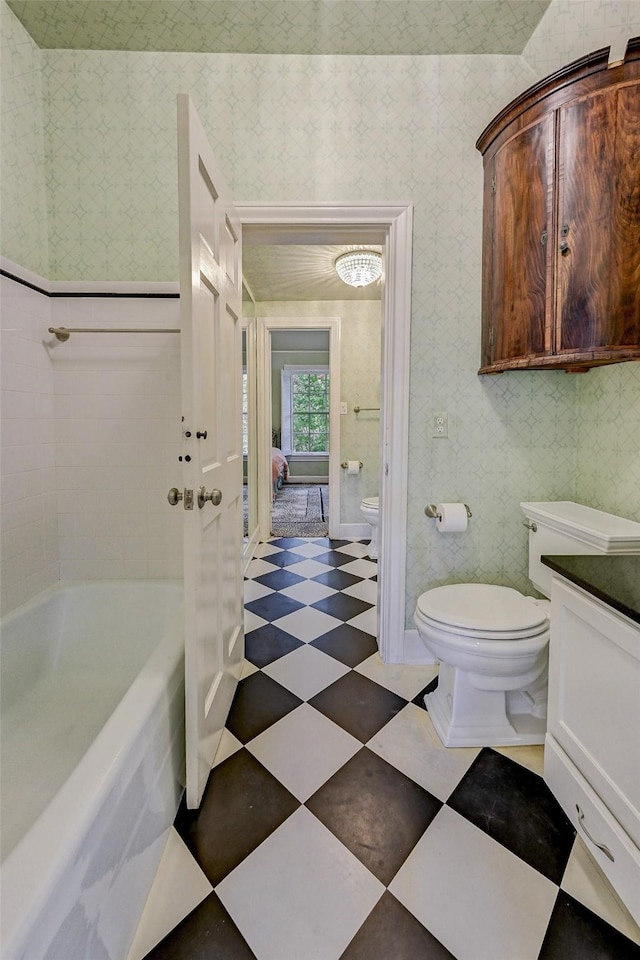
(177, 94, 244, 808)
(240, 204, 413, 664)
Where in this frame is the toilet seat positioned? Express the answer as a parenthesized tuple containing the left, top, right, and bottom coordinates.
(361, 496, 379, 511)
(416, 584, 549, 641)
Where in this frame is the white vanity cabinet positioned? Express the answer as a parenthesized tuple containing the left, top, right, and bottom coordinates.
(544, 573, 640, 923)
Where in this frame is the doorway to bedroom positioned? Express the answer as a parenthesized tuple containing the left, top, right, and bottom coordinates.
(239, 202, 412, 665)
(270, 328, 331, 537)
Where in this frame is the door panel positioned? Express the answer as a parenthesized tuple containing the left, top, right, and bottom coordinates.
(557, 91, 615, 351)
(490, 115, 553, 362)
(177, 94, 243, 809)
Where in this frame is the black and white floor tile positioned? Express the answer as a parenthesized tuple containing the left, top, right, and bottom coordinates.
(129, 539, 640, 960)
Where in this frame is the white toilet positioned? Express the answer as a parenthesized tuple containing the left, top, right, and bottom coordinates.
(360, 496, 379, 560)
(414, 501, 640, 748)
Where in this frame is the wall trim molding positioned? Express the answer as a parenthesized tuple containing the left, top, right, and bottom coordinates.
(339, 522, 371, 539)
(403, 628, 437, 665)
(0, 258, 179, 298)
(239, 201, 413, 664)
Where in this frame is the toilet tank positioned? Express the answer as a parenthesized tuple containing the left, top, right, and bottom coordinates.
(520, 501, 640, 597)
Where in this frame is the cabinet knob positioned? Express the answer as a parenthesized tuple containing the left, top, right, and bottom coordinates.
(559, 240, 570, 254)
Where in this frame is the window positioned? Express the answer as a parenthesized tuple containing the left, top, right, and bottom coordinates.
(281, 366, 330, 455)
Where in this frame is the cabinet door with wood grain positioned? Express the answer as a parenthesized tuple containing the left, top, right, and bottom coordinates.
(484, 115, 553, 367)
(556, 82, 640, 355)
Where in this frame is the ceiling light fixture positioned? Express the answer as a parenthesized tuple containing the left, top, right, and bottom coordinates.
(335, 250, 383, 288)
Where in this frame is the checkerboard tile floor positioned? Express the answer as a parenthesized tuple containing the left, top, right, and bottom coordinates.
(131, 539, 640, 960)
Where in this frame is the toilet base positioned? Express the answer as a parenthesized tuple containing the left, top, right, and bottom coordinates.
(366, 531, 378, 561)
(424, 664, 547, 748)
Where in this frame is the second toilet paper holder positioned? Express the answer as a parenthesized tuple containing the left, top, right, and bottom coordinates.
(425, 503, 472, 520)
(341, 461, 363, 469)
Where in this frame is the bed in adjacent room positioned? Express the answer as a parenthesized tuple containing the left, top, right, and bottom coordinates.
(271, 432, 288, 500)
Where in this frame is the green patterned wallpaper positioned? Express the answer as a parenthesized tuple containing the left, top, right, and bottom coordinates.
(575, 364, 640, 522)
(1, 0, 638, 628)
(1, 1, 49, 276)
(524, 0, 640, 77)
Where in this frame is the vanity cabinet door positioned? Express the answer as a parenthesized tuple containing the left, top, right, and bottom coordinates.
(556, 84, 640, 357)
(547, 577, 640, 848)
(481, 115, 553, 368)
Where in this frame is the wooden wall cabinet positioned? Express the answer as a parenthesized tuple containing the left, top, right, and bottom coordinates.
(477, 41, 640, 373)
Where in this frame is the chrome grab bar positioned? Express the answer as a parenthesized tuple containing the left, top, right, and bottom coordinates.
(49, 326, 179, 342)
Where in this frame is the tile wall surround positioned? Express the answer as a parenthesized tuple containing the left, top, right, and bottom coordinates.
(0, 273, 57, 613)
(258, 301, 381, 526)
(51, 293, 183, 585)
(2, 0, 639, 622)
(0, 268, 183, 615)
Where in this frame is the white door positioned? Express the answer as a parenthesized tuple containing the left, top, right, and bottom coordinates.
(176, 94, 244, 808)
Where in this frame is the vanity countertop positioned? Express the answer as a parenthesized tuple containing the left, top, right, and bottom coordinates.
(542, 555, 640, 626)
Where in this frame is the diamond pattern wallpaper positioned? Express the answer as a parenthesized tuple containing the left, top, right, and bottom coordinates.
(1, 0, 639, 627)
(523, 0, 640, 75)
(1, 1, 49, 276)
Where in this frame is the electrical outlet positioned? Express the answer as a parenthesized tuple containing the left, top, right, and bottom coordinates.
(432, 412, 448, 438)
(340, 402, 348, 415)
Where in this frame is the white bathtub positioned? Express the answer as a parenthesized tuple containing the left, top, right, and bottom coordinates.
(0, 580, 185, 960)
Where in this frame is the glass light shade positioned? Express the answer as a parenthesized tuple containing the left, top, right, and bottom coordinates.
(335, 250, 383, 288)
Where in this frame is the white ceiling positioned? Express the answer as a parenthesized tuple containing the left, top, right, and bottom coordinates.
(7, 1, 551, 55)
(242, 244, 383, 302)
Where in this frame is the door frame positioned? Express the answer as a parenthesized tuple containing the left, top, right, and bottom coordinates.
(238, 203, 413, 663)
(257, 316, 341, 540)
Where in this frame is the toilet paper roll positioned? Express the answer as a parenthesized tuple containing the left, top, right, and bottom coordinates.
(436, 502, 468, 533)
(347, 460, 361, 475)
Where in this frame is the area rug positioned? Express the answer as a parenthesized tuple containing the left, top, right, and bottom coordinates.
(271, 484, 329, 537)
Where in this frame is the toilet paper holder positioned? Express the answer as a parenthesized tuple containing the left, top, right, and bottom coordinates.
(425, 503, 472, 520)
(341, 461, 363, 469)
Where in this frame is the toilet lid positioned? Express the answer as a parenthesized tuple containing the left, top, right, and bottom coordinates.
(362, 497, 379, 508)
(416, 584, 548, 633)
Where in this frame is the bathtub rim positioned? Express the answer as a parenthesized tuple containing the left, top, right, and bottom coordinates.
(0, 578, 184, 957)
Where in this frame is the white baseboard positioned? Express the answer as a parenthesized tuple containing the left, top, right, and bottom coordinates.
(242, 525, 260, 573)
(285, 477, 328, 484)
(403, 627, 437, 664)
(339, 522, 371, 539)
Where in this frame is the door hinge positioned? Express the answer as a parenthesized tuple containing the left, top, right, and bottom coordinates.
(489, 327, 494, 347)
(491, 175, 497, 195)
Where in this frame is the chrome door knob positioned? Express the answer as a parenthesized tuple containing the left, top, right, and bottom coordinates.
(198, 487, 222, 508)
(168, 487, 194, 509)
